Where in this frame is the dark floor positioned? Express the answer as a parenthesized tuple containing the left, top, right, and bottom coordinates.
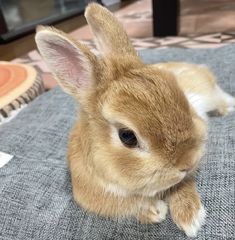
(0, 15, 87, 61)
(1, 0, 86, 31)
(0, 0, 135, 61)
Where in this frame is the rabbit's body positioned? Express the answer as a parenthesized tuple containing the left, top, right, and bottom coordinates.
(154, 62, 235, 120)
(35, 3, 235, 238)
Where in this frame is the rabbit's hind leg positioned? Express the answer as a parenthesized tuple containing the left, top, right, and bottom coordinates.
(211, 85, 235, 116)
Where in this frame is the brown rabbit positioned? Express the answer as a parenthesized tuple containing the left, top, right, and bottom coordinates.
(35, 3, 235, 238)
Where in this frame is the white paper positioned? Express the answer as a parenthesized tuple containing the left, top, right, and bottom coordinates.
(0, 151, 14, 168)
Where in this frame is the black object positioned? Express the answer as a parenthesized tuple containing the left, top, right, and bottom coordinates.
(152, 0, 180, 37)
(0, 9, 7, 36)
(97, 0, 104, 5)
(118, 128, 138, 148)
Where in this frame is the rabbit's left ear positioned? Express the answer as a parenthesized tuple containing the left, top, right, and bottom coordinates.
(35, 26, 98, 96)
(85, 3, 138, 58)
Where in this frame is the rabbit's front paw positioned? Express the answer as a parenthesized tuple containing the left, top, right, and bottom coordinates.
(139, 200, 168, 224)
(171, 203, 206, 238)
(181, 204, 206, 238)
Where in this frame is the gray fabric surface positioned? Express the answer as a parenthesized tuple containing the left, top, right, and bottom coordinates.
(0, 45, 235, 240)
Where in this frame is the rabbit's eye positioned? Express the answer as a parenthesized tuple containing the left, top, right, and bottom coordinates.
(118, 129, 138, 148)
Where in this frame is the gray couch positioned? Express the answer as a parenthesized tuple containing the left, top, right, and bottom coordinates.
(0, 45, 234, 239)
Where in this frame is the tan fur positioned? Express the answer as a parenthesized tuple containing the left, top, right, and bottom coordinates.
(153, 62, 235, 116)
(153, 62, 216, 94)
(35, 3, 234, 237)
(169, 178, 201, 225)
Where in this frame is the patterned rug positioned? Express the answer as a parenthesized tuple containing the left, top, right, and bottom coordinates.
(12, 33, 235, 86)
(10, 0, 235, 89)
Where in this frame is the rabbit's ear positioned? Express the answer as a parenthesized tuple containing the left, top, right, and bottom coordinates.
(35, 26, 97, 96)
(85, 3, 138, 58)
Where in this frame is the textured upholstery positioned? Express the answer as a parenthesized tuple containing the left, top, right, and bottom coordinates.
(0, 45, 234, 239)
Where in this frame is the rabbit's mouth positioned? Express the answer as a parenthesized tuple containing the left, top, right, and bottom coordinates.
(102, 169, 187, 198)
(135, 170, 187, 197)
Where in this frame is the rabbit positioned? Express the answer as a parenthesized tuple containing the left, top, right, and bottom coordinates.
(153, 62, 235, 120)
(35, 3, 235, 238)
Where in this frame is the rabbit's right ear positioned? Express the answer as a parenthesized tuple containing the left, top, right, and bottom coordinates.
(85, 3, 138, 58)
(35, 26, 98, 97)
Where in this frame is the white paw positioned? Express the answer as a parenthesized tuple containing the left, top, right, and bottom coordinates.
(217, 87, 235, 114)
(155, 200, 168, 222)
(181, 205, 206, 238)
(139, 200, 168, 224)
(226, 95, 235, 113)
(227, 106, 235, 113)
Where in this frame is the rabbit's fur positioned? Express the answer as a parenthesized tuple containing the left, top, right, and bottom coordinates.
(35, 3, 235, 237)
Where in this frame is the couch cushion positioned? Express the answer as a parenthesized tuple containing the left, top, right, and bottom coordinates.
(0, 45, 234, 240)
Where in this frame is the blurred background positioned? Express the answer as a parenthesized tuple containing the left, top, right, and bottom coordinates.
(1, 0, 235, 59)
(1, 0, 235, 120)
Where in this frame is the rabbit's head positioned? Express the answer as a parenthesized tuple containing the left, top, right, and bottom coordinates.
(35, 4, 206, 197)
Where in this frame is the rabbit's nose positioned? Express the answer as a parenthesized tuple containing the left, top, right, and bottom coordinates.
(177, 151, 199, 172)
(180, 166, 192, 172)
